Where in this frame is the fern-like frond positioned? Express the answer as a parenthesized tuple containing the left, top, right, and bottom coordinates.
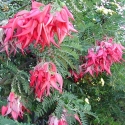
(54, 100, 64, 119)
(35, 93, 57, 117)
(54, 52, 75, 69)
(110, 63, 125, 91)
(1, 60, 18, 74)
(66, 115, 76, 125)
(61, 40, 82, 51)
(0, 116, 32, 125)
(79, 112, 88, 125)
(16, 73, 30, 94)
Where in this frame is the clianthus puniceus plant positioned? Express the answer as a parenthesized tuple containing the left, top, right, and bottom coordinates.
(30, 62, 63, 101)
(0, 1, 77, 56)
(82, 38, 125, 76)
(48, 110, 82, 125)
(0, 0, 125, 125)
(1, 92, 29, 120)
(70, 38, 125, 82)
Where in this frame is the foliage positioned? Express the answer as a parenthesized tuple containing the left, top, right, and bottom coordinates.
(0, 115, 33, 125)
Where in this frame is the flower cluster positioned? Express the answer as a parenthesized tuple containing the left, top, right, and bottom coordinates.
(48, 115, 68, 125)
(30, 62, 63, 100)
(82, 38, 125, 76)
(1, 92, 26, 120)
(48, 112, 82, 125)
(0, 1, 77, 56)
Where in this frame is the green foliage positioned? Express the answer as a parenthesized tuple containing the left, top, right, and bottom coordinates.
(53, 39, 82, 76)
(0, 116, 32, 125)
(0, 0, 31, 20)
(31, 37, 82, 77)
(35, 92, 57, 117)
(110, 63, 125, 91)
(0, 60, 30, 95)
(35, 91, 97, 125)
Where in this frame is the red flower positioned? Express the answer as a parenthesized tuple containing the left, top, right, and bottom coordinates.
(81, 38, 125, 76)
(1, 92, 27, 120)
(69, 66, 83, 83)
(52, 6, 77, 45)
(48, 115, 59, 125)
(48, 115, 68, 125)
(30, 62, 63, 100)
(0, 1, 77, 56)
(48, 112, 82, 125)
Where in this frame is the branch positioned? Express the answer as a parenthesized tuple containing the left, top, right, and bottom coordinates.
(0, 77, 8, 85)
(18, 58, 36, 70)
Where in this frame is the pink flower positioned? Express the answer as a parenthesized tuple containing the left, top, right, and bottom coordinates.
(1, 92, 26, 120)
(0, 1, 77, 56)
(81, 38, 125, 76)
(31, 1, 44, 9)
(48, 112, 82, 125)
(48, 115, 68, 125)
(30, 62, 63, 100)
(52, 6, 77, 45)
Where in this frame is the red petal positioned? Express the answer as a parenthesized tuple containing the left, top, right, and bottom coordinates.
(49, 62, 57, 72)
(63, 6, 74, 20)
(4, 28, 12, 42)
(68, 23, 78, 32)
(50, 79, 61, 92)
(5, 105, 12, 115)
(26, 9, 40, 18)
(59, 31, 66, 45)
(20, 19, 33, 28)
(74, 114, 82, 125)
(31, 20, 37, 35)
(42, 24, 50, 45)
(35, 23, 42, 45)
(11, 18, 19, 37)
(16, 28, 31, 36)
(11, 111, 18, 120)
(60, 9, 68, 22)
(55, 12, 66, 22)
(8, 92, 15, 102)
(46, 82, 51, 96)
(50, 37, 60, 48)
(22, 36, 31, 49)
(36, 4, 51, 23)
(32, 1, 44, 9)
(45, 14, 53, 26)
(55, 73, 63, 90)
(1, 106, 8, 116)
(30, 74, 37, 87)
(15, 10, 29, 16)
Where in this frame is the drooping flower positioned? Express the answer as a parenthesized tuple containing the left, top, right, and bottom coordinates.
(52, 6, 77, 45)
(69, 66, 83, 83)
(0, 1, 77, 56)
(48, 115, 68, 125)
(1, 92, 27, 120)
(81, 38, 125, 76)
(29, 62, 63, 100)
(48, 110, 82, 125)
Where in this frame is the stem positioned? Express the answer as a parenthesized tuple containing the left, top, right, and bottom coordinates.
(18, 58, 36, 70)
(0, 77, 8, 85)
